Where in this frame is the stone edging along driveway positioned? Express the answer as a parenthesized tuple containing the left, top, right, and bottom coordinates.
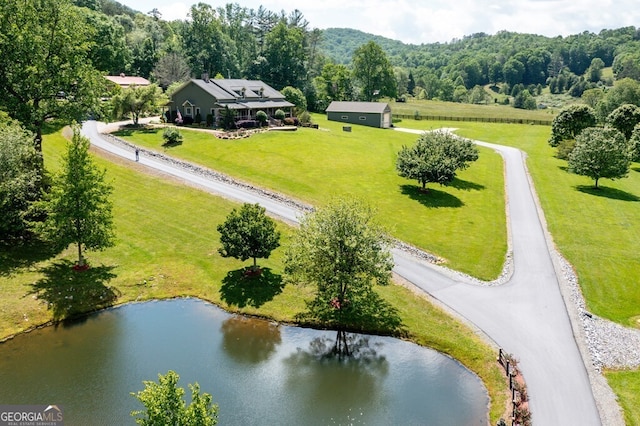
(84, 120, 631, 425)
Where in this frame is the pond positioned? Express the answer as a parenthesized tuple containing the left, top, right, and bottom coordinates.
(0, 298, 488, 425)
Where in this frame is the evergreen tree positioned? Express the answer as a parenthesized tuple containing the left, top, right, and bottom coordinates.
(40, 128, 115, 267)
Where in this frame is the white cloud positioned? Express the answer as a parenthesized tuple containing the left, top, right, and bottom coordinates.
(116, 0, 640, 44)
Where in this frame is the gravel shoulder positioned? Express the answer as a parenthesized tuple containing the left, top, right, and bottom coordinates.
(88, 121, 636, 425)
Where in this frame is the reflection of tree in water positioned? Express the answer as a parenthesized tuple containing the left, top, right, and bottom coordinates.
(310, 330, 383, 362)
(283, 330, 389, 422)
(220, 316, 281, 364)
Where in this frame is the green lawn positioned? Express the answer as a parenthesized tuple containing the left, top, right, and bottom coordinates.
(389, 97, 559, 121)
(447, 121, 640, 425)
(606, 369, 640, 426)
(452, 122, 640, 328)
(116, 115, 507, 280)
(0, 129, 508, 423)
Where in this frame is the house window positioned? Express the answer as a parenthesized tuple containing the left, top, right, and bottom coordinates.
(185, 106, 192, 117)
(359, 116, 366, 120)
(341, 115, 348, 119)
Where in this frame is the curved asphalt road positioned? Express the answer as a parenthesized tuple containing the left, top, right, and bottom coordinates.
(82, 121, 601, 425)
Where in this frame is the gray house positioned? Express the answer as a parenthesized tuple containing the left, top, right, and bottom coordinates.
(326, 101, 392, 128)
(168, 78, 293, 123)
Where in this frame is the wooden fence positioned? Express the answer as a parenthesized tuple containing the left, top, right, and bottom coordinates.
(393, 114, 552, 126)
(497, 348, 531, 426)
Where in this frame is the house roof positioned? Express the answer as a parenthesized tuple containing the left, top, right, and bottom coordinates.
(105, 75, 151, 87)
(191, 79, 237, 101)
(172, 78, 291, 110)
(326, 101, 391, 114)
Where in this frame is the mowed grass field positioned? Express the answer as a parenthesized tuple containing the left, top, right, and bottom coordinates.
(389, 97, 559, 121)
(0, 129, 508, 423)
(446, 120, 640, 425)
(125, 108, 639, 423)
(117, 115, 507, 280)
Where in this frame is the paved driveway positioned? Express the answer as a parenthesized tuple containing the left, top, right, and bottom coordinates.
(82, 121, 603, 425)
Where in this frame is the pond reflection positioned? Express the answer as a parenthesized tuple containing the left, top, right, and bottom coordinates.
(0, 298, 488, 425)
(284, 330, 390, 422)
(221, 315, 281, 364)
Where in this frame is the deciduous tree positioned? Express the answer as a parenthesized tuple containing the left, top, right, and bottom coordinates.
(568, 127, 630, 188)
(40, 128, 115, 267)
(396, 131, 479, 190)
(131, 370, 218, 426)
(284, 200, 400, 333)
(548, 104, 597, 147)
(630, 124, 640, 162)
(0, 0, 105, 152)
(280, 86, 307, 115)
(352, 41, 396, 102)
(606, 104, 640, 140)
(0, 118, 47, 241)
(261, 21, 307, 89)
(152, 52, 192, 89)
(217, 203, 281, 273)
(111, 84, 166, 125)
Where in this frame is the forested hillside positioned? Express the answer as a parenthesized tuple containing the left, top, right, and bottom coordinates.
(3, 0, 640, 118)
(321, 27, 640, 104)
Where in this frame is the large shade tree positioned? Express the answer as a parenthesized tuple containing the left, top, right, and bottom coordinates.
(396, 131, 479, 190)
(568, 127, 631, 188)
(0, 117, 48, 241)
(40, 128, 115, 267)
(284, 200, 400, 333)
(111, 84, 167, 125)
(548, 104, 598, 147)
(217, 203, 281, 273)
(352, 41, 396, 102)
(0, 0, 104, 152)
(606, 104, 640, 140)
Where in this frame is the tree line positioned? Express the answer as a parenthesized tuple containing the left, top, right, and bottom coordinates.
(322, 27, 640, 105)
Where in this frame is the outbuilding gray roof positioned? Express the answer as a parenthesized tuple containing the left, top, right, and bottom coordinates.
(325, 101, 390, 114)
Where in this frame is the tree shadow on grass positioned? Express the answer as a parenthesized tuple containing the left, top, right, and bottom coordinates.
(399, 184, 463, 208)
(632, 166, 640, 173)
(576, 185, 640, 202)
(0, 240, 59, 277)
(28, 260, 120, 322)
(449, 177, 485, 191)
(112, 127, 159, 137)
(220, 267, 284, 308)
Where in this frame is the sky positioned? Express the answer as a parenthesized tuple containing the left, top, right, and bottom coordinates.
(117, 0, 640, 44)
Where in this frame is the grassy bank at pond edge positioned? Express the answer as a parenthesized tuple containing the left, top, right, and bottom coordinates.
(0, 129, 509, 423)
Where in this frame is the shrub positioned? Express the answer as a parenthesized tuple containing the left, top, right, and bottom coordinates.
(298, 111, 311, 125)
(236, 119, 258, 129)
(556, 139, 576, 159)
(162, 127, 183, 146)
(182, 116, 194, 125)
(283, 117, 299, 126)
(206, 113, 214, 127)
(256, 110, 268, 126)
(274, 109, 285, 120)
